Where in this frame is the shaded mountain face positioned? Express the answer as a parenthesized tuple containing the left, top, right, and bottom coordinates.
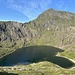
(0, 9, 75, 58)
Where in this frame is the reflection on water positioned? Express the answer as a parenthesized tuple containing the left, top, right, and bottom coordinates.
(0, 45, 74, 68)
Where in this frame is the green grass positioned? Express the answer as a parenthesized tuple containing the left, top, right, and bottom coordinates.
(0, 61, 75, 75)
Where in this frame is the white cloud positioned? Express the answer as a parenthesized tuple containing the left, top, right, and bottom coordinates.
(56, 1, 64, 9)
(40, 0, 52, 9)
(5, 0, 52, 21)
(55, 0, 68, 12)
(63, 7, 68, 11)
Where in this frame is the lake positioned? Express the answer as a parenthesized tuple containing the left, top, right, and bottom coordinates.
(0, 45, 74, 68)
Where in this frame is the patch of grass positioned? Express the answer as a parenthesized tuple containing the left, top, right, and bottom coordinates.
(0, 61, 75, 75)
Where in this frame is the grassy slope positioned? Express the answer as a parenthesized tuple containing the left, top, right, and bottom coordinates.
(0, 61, 75, 75)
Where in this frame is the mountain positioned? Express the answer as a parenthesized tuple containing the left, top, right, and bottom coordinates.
(0, 8, 75, 75)
(0, 8, 75, 59)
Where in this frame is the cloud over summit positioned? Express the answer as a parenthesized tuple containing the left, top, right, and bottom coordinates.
(5, 0, 52, 20)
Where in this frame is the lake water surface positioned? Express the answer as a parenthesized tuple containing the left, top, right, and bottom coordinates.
(0, 46, 74, 68)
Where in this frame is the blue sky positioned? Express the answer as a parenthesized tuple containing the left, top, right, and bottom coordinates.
(0, 0, 75, 23)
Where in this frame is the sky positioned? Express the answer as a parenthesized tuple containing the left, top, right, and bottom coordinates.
(0, 0, 75, 23)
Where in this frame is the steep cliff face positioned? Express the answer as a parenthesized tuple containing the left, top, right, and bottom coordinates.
(0, 21, 38, 42)
(0, 9, 75, 59)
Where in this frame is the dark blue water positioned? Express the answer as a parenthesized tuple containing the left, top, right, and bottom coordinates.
(0, 46, 74, 68)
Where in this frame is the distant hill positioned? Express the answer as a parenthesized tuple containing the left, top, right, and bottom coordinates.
(0, 8, 75, 60)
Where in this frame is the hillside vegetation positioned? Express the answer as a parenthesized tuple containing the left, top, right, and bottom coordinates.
(0, 9, 75, 75)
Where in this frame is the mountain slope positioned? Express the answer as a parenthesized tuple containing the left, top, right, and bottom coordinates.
(0, 8, 75, 59)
